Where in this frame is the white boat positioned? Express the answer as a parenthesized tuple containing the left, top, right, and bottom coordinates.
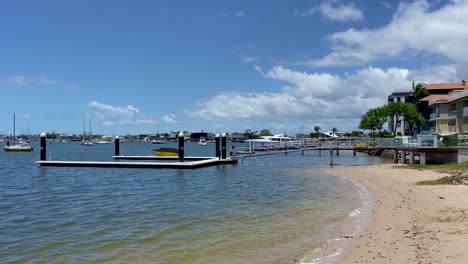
(198, 137, 207, 146)
(94, 140, 111, 144)
(81, 140, 95, 146)
(4, 113, 33, 152)
(151, 139, 166, 144)
(247, 134, 293, 145)
(80, 118, 94, 146)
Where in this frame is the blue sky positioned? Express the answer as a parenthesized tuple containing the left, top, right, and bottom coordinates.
(0, 0, 466, 136)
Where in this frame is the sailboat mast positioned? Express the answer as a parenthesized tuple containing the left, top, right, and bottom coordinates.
(13, 113, 16, 145)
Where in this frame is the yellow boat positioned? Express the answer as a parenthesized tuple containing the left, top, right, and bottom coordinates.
(154, 147, 179, 156)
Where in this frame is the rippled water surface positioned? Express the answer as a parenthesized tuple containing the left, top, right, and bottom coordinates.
(0, 141, 383, 263)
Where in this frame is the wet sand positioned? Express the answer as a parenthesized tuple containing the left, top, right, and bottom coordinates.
(331, 164, 468, 264)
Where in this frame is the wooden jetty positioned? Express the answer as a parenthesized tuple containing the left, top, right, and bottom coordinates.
(36, 133, 238, 169)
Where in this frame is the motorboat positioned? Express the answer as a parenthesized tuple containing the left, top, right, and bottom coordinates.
(151, 139, 166, 144)
(198, 137, 207, 146)
(154, 147, 179, 156)
(94, 140, 111, 144)
(247, 134, 293, 145)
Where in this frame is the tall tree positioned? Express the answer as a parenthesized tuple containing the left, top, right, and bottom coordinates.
(404, 103, 425, 136)
(331, 127, 338, 137)
(359, 106, 388, 137)
(412, 81, 429, 101)
(387, 102, 407, 136)
(259, 129, 272, 136)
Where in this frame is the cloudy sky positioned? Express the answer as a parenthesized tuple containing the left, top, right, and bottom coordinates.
(0, 0, 466, 135)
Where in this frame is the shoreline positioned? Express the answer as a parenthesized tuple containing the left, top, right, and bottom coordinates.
(299, 167, 375, 264)
(322, 164, 468, 264)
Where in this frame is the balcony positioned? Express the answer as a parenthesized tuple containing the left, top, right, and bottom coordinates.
(430, 112, 440, 119)
(448, 110, 457, 118)
(448, 125, 457, 133)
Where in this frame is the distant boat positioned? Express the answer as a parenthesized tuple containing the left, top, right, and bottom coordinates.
(198, 137, 207, 146)
(154, 147, 179, 156)
(94, 140, 111, 144)
(80, 118, 94, 146)
(151, 139, 166, 144)
(4, 113, 33, 152)
(81, 140, 95, 146)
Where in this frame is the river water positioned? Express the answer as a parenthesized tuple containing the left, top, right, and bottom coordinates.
(0, 141, 383, 263)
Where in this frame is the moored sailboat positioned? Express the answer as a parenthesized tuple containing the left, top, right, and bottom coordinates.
(4, 113, 33, 152)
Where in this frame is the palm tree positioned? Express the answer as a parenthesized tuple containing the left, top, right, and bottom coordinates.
(412, 81, 429, 101)
(331, 127, 338, 137)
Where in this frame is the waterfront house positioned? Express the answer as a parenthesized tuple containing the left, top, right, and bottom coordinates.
(427, 88, 468, 135)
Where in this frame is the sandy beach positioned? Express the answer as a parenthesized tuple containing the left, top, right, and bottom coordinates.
(329, 164, 468, 264)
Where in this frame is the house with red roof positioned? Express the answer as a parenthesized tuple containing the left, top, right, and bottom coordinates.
(421, 82, 468, 135)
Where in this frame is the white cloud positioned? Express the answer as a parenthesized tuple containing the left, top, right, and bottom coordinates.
(162, 113, 178, 124)
(187, 64, 456, 131)
(87, 101, 155, 125)
(296, 1, 364, 22)
(307, 0, 468, 78)
(0, 75, 57, 87)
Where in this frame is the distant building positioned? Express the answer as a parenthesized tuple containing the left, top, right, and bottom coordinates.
(190, 132, 208, 141)
(419, 82, 468, 135)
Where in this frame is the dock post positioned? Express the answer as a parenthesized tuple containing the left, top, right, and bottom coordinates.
(402, 150, 407, 164)
(114, 136, 120, 156)
(215, 134, 220, 159)
(393, 150, 398, 164)
(353, 149, 356, 155)
(178, 132, 185, 162)
(329, 148, 334, 167)
(40, 133, 46, 161)
(221, 133, 227, 159)
(420, 152, 426, 165)
(302, 139, 304, 155)
(410, 151, 415, 164)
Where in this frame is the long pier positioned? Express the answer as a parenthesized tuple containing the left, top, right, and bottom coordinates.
(36, 157, 237, 169)
(36, 133, 238, 169)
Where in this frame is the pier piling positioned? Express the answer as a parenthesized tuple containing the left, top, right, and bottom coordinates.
(40, 133, 46, 161)
(114, 136, 120, 156)
(215, 134, 220, 159)
(178, 132, 185, 162)
(221, 133, 227, 159)
(393, 150, 398, 164)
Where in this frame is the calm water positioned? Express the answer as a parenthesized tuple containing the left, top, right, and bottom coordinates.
(0, 141, 383, 263)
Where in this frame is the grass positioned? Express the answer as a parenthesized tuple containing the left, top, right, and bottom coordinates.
(396, 162, 468, 185)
